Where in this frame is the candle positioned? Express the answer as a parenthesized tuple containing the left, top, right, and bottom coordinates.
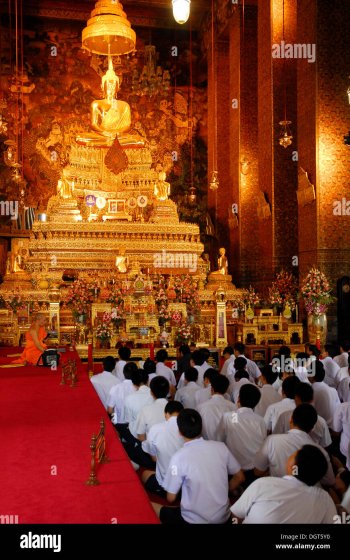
(295, 304, 298, 323)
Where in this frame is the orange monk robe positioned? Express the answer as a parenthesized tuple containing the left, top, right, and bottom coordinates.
(13, 327, 48, 365)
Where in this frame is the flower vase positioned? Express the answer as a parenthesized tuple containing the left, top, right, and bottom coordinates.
(307, 313, 327, 345)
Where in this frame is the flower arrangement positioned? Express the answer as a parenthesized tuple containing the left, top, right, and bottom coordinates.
(268, 270, 298, 309)
(242, 285, 260, 307)
(301, 268, 335, 316)
(6, 290, 26, 314)
(230, 296, 245, 311)
(64, 279, 94, 316)
(176, 323, 192, 344)
(174, 274, 200, 316)
(104, 285, 124, 306)
(158, 303, 170, 322)
(96, 321, 113, 341)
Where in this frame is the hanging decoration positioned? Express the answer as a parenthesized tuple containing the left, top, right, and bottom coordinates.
(209, 0, 219, 197)
(279, 0, 293, 149)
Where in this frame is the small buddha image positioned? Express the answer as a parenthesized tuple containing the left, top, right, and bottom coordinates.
(154, 171, 170, 201)
(115, 248, 129, 273)
(13, 250, 24, 273)
(57, 169, 74, 200)
(212, 247, 228, 276)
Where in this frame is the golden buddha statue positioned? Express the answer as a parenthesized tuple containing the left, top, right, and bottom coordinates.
(115, 249, 129, 273)
(76, 57, 143, 147)
(154, 171, 170, 201)
(57, 169, 74, 199)
(212, 247, 229, 276)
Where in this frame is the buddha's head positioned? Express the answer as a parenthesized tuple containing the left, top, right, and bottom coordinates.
(102, 57, 120, 100)
(219, 247, 226, 256)
(158, 171, 166, 181)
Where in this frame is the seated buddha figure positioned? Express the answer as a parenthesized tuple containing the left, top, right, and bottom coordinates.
(76, 57, 143, 147)
(211, 247, 229, 276)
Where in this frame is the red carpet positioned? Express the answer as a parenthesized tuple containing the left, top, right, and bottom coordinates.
(0, 353, 158, 524)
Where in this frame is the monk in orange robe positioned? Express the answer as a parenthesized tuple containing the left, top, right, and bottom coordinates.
(13, 313, 48, 365)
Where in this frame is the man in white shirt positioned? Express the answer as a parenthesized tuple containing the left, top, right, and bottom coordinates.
(175, 367, 201, 408)
(309, 360, 341, 426)
(334, 342, 350, 369)
(134, 376, 170, 440)
(107, 362, 138, 426)
(254, 365, 281, 417)
(273, 382, 332, 449)
(254, 404, 335, 487)
(338, 375, 350, 403)
(177, 349, 207, 389)
(333, 401, 350, 469)
(113, 346, 131, 381)
(124, 369, 153, 440)
(141, 401, 184, 496)
(152, 409, 244, 524)
(90, 355, 119, 409)
(229, 367, 253, 404)
(220, 384, 266, 484)
(194, 368, 219, 407)
(264, 376, 300, 432)
(197, 375, 236, 441)
(123, 376, 170, 469)
(155, 349, 176, 394)
(201, 348, 212, 374)
(232, 445, 337, 523)
(220, 346, 235, 377)
(143, 358, 158, 384)
(320, 344, 341, 388)
(227, 342, 261, 384)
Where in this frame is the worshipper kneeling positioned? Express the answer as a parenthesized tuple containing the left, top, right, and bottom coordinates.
(12, 313, 48, 366)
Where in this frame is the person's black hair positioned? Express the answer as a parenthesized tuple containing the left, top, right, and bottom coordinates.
(296, 351, 309, 361)
(340, 341, 350, 352)
(150, 376, 169, 399)
(143, 358, 156, 375)
(292, 403, 318, 432)
(131, 369, 145, 387)
(260, 364, 278, 385)
(234, 342, 245, 354)
(234, 369, 249, 381)
(179, 344, 191, 355)
(165, 401, 184, 415)
(239, 384, 261, 408)
(294, 445, 328, 486)
(308, 344, 321, 358)
(203, 368, 218, 383)
(201, 348, 210, 361)
(184, 366, 198, 383)
(234, 356, 247, 370)
(278, 345, 291, 358)
(311, 360, 325, 382)
(156, 349, 168, 363)
(123, 361, 138, 380)
(324, 344, 337, 358)
(282, 375, 301, 399)
(177, 409, 202, 439)
(223, 346, 234, 356)
(140, 369, 149, 385)
(211, 374, 229, 395)
(118, 346, 131, 360)
(191, 349, 205, 366)
(295, 382, 314, 403)
(339, 469, 350, 487)
(103, 355, 116, 372)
